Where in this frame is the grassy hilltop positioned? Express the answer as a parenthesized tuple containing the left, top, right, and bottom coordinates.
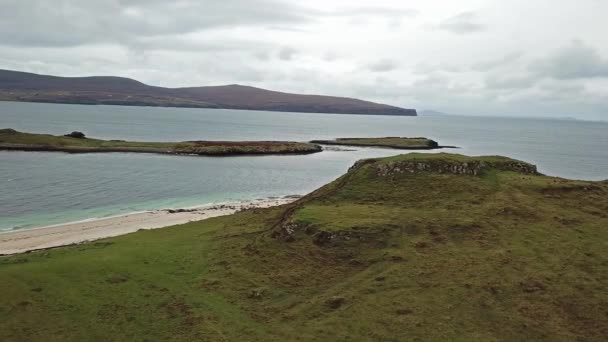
(0, 129, 322, 156)
(1, 153, 607, 341)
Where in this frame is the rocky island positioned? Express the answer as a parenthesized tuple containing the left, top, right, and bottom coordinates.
(0, 129, 322, 156)
(1, 153, 606, 340)
(310, 137, 454, 149)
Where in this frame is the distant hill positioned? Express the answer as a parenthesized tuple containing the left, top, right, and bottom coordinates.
(0, 69, 416, 116)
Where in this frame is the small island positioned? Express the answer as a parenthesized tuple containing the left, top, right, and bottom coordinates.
(310, 137, 454, 150)
(0, 129, 322, 156)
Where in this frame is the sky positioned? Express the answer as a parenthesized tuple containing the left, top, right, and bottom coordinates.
(0, 0, 607, 120)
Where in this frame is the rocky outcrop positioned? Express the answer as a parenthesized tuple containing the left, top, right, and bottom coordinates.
(375, 160, 538, 176)
(350, 157, 540, 177)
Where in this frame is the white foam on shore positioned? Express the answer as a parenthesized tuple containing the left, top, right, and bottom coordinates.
(0, 196, 301, 235)
(0, 196, 300, 255)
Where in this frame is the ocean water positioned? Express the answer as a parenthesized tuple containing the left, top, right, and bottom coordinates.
(1, 101, 607, 231)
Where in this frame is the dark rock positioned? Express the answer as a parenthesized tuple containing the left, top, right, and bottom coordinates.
(272, 222, 301, 241)
(415, 241, 430, 249)
(304, 225, 318, 235)
(373, 159, 539, 177)
(390, 255, 405, 262)
(520, 279, 546, 293)
(64, 131, 86, 139)
(396, 308, 413, 315)
(166, 208, 197, 214)
(348, 259, 363, 266)
(248, 288, 266, 299)
(325, 296, 345, 309)
(312, 231, 335, 246)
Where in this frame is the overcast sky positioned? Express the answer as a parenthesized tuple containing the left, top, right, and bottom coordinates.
(1, 0, 607, 120)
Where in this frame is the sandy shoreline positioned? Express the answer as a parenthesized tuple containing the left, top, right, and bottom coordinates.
(0, 197, 298, 255)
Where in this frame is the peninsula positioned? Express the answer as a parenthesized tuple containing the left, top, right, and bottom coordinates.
(1, 153, 606, 340)
(0, 69, 417, 116)
(0, 129, 322, 156)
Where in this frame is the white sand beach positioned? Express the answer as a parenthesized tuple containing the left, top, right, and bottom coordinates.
(0, 197, 297, 255)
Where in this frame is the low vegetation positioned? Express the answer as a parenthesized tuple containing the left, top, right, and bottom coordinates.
(1, 153, 607, 341)
(310, 137, 448, 149)
(0, 128, 322, 156)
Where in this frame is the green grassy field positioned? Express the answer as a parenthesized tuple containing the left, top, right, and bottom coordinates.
(310, 137, 442, 149)
(0, 129, 322, 156)
(1, 153, 607, 341)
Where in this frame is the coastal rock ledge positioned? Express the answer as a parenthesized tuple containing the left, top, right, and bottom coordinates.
(350, 154, 540, 176)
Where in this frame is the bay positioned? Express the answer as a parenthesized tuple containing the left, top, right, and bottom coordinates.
(1, 101, 607, 231)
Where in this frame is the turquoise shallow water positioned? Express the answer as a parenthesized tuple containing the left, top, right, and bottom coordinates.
(1, 101, 607, 231)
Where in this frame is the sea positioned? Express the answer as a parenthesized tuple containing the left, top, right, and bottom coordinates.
(1, 101, 607, 232)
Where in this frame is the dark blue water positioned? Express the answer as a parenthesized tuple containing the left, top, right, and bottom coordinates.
(1, 101, 607, 231)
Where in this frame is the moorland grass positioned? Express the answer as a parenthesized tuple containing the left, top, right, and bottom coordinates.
(1, 153, 607, 341)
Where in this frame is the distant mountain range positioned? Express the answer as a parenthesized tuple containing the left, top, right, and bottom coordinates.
(0, 69, 416, 116)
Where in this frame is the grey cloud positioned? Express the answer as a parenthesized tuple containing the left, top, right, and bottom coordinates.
(333, 7, 418, 18)
(539, 82, 586, 97)
(323, 51, 339, 62)
(278, 47, 297, 61)
(0, 1, 606, 121)
(254, 51, 271, 61)
(529, 40, 608, 79)
(414, 63, 464, 75)
(438, 12, 485, 34)
(484, 74, 537, 90)
(412, 76, 450, 88)
(368, 59, 398, 72)
(473, 52, 523, 71)
(128, 36, 274, 54)
(0, 0, 310, 48)
(322, 6, 418, 30)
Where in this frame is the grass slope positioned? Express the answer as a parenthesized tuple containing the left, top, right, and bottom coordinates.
(310, 137, 443, 149)
(0, 129, 322, 156)
(1, 153, 607, 341)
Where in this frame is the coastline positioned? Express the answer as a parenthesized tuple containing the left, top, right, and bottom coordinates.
(0, 196, 298, 255)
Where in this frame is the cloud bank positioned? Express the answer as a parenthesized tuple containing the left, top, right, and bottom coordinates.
(0, 0, 607, 120)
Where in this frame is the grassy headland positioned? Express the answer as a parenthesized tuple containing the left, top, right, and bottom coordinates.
(310, 137, 452, 149)
(0, 129, 322, 156)
(1, 153, 607, 341)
